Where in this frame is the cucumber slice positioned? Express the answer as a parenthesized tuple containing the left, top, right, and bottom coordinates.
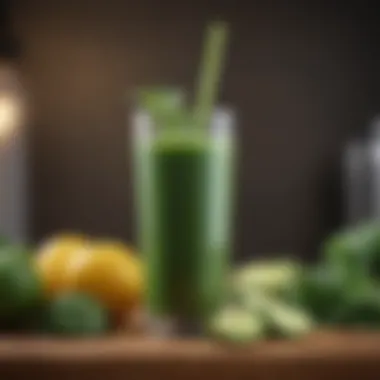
(239, 288, 272, 312)
(264, 300, 314, 338)
(209, 307, 264, 344)
(239, 290, 313, 338)
(232, 259, 301, 298)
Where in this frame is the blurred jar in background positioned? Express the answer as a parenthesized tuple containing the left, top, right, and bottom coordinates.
(0, 0, 27, 243)
(343, 116, 380, 226)
(0, 63, 27, 243)
(0, 65, 23, 139)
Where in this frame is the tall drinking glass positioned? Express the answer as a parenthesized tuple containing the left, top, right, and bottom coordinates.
(132, 108, 236, 335)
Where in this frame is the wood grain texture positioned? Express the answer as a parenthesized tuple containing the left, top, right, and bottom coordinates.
(0, 332, 379, 379)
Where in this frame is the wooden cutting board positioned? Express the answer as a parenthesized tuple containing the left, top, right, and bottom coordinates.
(0, 332, 379, 379)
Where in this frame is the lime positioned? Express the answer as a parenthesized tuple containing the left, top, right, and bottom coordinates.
(0, 246, 42, 318)
(42, 293, 109, 336)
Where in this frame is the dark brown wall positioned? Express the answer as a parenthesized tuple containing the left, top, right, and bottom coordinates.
(15, 1, 380, 260)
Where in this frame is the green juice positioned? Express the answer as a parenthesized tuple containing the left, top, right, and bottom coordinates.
(134, 127, 234, 328)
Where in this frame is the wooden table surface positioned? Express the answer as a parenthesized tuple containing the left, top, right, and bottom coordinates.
(0, 332, 380, 379)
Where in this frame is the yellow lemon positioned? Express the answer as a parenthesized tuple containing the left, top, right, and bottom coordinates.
(68, 241, 143, 312)
(36, 234, 88, 297)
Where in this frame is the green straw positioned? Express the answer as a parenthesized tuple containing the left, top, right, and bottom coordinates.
(193, 21, 230, 130)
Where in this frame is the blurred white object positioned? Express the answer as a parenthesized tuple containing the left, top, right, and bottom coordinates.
(343, 138, 370, 225)
(0, 63, 27, 243)
(370, 117, 380, 221)
(343, 116, 380, 225)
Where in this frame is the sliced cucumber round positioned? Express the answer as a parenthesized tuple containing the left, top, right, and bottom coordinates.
(263, 300, 314, 338)
(209, 307, 264, 344)
(231, 259, 301, 298)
